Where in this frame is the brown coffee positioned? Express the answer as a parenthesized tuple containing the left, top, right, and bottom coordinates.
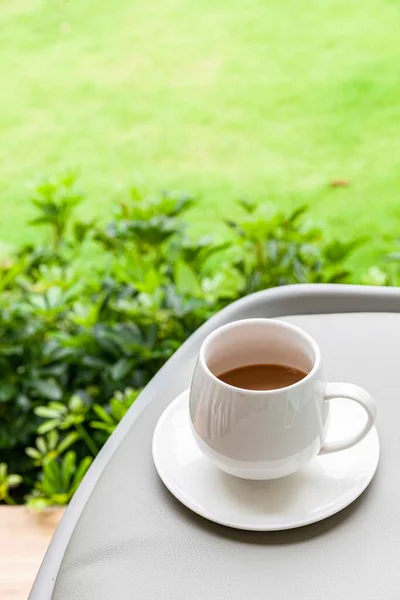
(217, 363, 307, 391)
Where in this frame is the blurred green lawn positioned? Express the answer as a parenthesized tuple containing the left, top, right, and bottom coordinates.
(1, 0, 400, 271)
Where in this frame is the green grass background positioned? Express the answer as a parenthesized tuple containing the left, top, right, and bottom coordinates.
(1, 0, 400, 270)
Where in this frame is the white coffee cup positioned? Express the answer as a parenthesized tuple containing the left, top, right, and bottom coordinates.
(189, 318, 377, 480)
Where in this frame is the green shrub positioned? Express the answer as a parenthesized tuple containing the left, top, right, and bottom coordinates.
(0, 174, 364, 505)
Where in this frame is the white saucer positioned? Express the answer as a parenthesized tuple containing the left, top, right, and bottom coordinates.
(152, 390, 380, 531)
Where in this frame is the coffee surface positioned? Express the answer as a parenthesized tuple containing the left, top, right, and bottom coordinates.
(217, 363, 307, 391)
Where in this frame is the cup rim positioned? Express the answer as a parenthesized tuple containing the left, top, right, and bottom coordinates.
(199, 318, 321, 395)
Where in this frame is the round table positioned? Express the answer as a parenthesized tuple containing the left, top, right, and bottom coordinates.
(30, 285, 400, 600)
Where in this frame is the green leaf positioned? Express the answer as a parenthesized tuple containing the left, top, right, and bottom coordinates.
(51, 493, 71, 505)
(36, 436, 47, 454)
(39, 364, 67, 378)
(0, 344, 24, 357)
(31, 379, 63, 401)
(145, 323, 158, 349)
(109, 402, 125, 421)
(46, 401, 66, 412)
(90, 421, 114, 433)
(81, 356, 109, 369)
(7, 474, 22, 487)
(237, 198, 258, 214)
(114, 324, 143, 348)
(110, 358, 134, 381)
(323, 239, 364, 263)
(47, 430, 59, 450)
(135, 268, 162, 294)
(26, 447, 41, 459)
(364, 266, 388, 286)
(34, 406, 62, 419)
(93, 325, 121, 356)
(46, 286, 62, 308)
(37, 419, 60, 434)
(73, 220, 94, 244)
(174, 259, 202, 296)
(61, 451, 76, 489)
(92, 404, 114, 424)
(69, 395, 83, 412)
(326, 270, 350, 284)
(27, 497, 51, 510)
(43, 460, 62, 492)
(167, 194, 195, 216)
(57, 432, 79, 454)
(29, 295, 47, 310)
(285, 205, 308, 224)
(60, 414, 83, 429)
(71, 457, 92, 493)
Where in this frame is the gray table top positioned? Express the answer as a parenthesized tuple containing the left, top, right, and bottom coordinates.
(52, 312, 400, 600)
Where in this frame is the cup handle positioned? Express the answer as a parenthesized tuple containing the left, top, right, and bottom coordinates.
(319, 383, 377, 455)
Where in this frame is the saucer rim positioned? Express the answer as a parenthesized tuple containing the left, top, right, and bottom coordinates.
(152, 390, 380, 531)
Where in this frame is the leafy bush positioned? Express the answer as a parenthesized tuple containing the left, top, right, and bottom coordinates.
(0, 174, 364, 505)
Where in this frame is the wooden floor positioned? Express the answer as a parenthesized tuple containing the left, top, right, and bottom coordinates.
(0, 506, 64, 600)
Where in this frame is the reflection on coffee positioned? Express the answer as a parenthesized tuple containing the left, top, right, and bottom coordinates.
(217, 363, 307, 391)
